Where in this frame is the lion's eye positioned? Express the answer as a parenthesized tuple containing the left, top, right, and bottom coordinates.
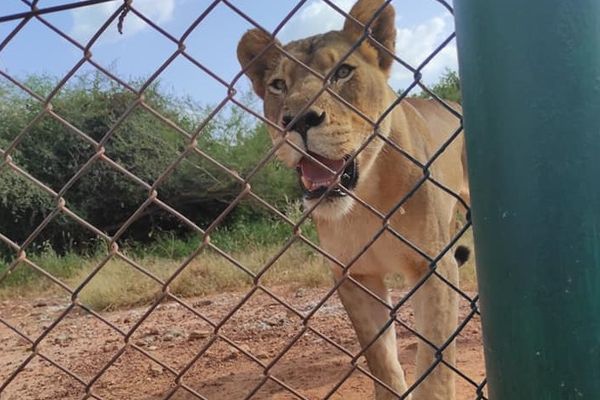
(332, 64, 355, 82)
(268, 79, 287, 94)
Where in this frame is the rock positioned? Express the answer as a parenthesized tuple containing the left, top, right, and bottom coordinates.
(149, 365, 163, 377)
(193, 300, 213, 307)
(143, 328, 160, 337)
(188, 330, 210, 341)
(54, 334, 71, 347)
(265, 317, 285, 327)
(164, 329, 183, 341)
(103, 344, 120, 353)
(256, 351, 270, 360)
(238, 344, 251, 354)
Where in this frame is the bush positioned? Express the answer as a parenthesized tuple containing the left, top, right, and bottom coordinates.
(417, 69, 461, 103)
(0, 72, 300, 257)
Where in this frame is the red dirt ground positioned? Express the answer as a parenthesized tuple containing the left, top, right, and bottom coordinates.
(0, 287, 485, 400)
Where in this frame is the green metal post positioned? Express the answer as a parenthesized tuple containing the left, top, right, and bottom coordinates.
(454, 1, 600, 399)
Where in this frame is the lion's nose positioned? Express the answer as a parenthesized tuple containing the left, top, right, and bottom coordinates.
(282, 110, 326, 143)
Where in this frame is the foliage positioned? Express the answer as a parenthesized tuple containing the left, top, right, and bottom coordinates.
(0, 199, 326, 306)
(0, 71, 481, 303)
(401, 69, 461, 103)
(0, 72, 299, 257)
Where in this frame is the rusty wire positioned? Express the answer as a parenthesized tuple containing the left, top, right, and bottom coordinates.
(0, 0, 486, 399)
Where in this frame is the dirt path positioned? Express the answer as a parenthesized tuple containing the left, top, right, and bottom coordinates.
(0, 287, 485, 400)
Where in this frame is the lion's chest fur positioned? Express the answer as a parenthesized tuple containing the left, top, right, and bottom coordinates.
(313, 101, 466, 281)
(314, 189, 445, 280)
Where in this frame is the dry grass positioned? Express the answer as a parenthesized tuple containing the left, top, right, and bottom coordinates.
(68, 243, 331, 311)
(458, 228, 478, 291)
(0, 228, 477, 311)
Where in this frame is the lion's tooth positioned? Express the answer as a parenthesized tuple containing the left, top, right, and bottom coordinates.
(301, 176, 312, 189)
(302, 176, 340, 192)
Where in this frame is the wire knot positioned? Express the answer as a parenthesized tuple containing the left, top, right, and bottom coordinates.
(118, 0, 133, 35)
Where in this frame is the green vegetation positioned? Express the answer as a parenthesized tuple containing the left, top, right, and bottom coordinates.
(0, 72, 299, 254)
(0, 70, 475, 308)
(0, 72, 313, 305)
(0, 201, 329, 310)
(401, 69, 462, 103)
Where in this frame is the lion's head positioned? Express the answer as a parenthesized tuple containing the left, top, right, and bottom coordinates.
(237, 0, 396, 219)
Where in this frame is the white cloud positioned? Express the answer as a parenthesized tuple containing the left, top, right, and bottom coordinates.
(70, 0, 175, 43)
(278, 0, 457, 88)
(391, 14, 458, 88)
(279, 0, 355, 41)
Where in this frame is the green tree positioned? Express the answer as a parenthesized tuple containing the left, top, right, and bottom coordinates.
(398, 69, 462, 103)
(0, 73, 298, 256)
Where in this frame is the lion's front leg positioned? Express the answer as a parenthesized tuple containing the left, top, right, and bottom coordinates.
(336, 273, 410, 400)
(410, 257, 459, 400)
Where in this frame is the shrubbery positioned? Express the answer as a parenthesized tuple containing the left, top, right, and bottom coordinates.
(414, 69, 461, 103)
(0, 69, 461, 260)
(0, 73, 299, 257)
(0, 70, 473, 301)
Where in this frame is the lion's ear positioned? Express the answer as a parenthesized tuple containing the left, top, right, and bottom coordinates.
(342, 0, 396, 76)
(237, 29, 282, 99)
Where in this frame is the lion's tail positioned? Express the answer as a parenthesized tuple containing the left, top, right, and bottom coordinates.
(454, 245, 471, 267)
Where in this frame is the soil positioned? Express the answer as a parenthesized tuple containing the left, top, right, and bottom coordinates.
(0, 287, 486, 400)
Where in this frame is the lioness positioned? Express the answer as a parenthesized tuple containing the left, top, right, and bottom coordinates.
(237, 0, 470, 399)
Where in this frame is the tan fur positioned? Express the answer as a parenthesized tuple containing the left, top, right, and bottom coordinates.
(237, 1, 469, 399)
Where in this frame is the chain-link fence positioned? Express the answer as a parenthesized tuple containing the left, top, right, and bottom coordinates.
(0, 1, 485, 399)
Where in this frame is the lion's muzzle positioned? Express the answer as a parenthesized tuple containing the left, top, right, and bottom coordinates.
(296, 153, 358, 199)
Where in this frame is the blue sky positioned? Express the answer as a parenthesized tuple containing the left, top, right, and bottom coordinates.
(0, 0, 457, 108)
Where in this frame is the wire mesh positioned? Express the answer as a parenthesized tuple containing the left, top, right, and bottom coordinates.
(0, 0, 485, 399)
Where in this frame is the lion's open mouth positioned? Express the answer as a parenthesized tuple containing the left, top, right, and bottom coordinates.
(296, 153, 358, 199)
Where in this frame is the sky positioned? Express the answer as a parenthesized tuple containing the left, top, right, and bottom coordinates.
(0, 0, 458, 109)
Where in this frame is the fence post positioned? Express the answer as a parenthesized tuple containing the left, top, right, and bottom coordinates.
(453, 1, 600, 399)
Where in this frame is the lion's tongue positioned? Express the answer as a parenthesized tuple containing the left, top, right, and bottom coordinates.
(298, 154, 345, 191)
